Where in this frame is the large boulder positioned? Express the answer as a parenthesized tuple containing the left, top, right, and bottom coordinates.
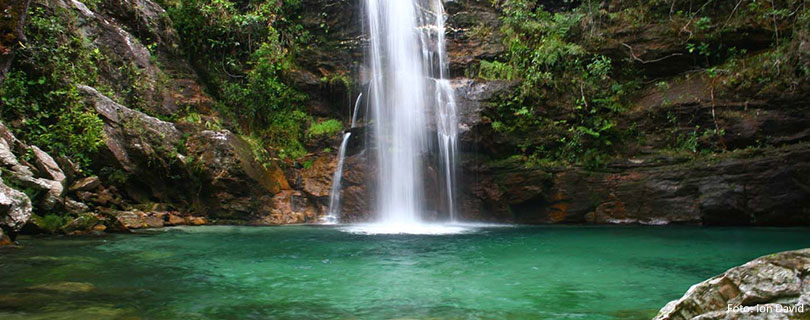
(29, 146, 66, 183)
(0, 176, 33, 240)
(183, 129, 325, 222)
(654, 248, 810, 320)
(0, 124, 64, 211)
(78, 84, 324, 223)
(78, 84, 187, 204)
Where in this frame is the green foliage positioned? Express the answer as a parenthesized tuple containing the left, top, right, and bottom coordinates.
(241, 134, 275, 168)
(31, 214, 69, 234)
(321, 73, 352, 91)
(478, 60, 518, 80)
(307, 119, 343, 138)
(263, 110, 309, 160)
(0, 5, 106, 170)
(479, 0, 640, 168)
(162, 0, 311, 159)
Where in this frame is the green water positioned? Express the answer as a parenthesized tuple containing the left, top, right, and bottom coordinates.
(1, 225, 809, 319)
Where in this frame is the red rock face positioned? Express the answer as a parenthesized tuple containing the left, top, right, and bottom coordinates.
(300, 156, 335, 198)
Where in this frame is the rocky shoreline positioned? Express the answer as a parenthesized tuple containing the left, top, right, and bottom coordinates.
(654, 248, 810, 320)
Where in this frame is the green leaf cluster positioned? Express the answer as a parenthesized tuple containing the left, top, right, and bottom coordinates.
(0, 5, 106, 170)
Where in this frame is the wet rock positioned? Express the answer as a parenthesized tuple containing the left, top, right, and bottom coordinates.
(337, 152, 374, 222)
(70, 176, 102, 192)
(165, 212, 185, 226)
(340, 185, 372, 222)
(186, 129, 295, 220)
(61, 213, 102, 235)
(252, 190, 320, 225)
(654, 248, 810, 320)
(291, 0, 361, 118)
(452, 79, 517, 153)
(301, 156, 334, 198)
(186, 216, 208, 225)
(459, 144, 810, 225)
(108, 210, 163, 229)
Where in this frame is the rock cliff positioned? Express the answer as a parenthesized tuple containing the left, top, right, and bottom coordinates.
(1, 0, 809, 242)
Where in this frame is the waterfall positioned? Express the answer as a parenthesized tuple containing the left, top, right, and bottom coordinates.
(351, 93, 363, 128)
(435, 79, 458, 221)
(365, 0, 458, 226)
(323, 132, 352, 224)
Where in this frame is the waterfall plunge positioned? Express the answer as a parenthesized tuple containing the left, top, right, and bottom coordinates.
(325, 0, 458, 231)
(366, 0, 458, 226)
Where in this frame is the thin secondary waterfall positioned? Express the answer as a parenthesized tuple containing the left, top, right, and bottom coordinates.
(351, 93, 363, 128)
(430, 0, 458, 221)
(324, 132, 352, 224)
(435, 79, 458, 221)
(365, 0, 458, 225)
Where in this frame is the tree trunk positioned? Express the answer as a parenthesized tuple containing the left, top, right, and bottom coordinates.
(0, 0, 33, 87)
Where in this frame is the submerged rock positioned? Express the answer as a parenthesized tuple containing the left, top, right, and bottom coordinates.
(29, 282, 95, 294)
(654, 248, 810, 320)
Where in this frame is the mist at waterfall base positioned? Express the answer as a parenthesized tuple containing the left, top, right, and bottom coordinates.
(324, 0, 460, 233)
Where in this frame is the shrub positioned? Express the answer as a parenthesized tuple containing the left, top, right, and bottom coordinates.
(307, 119, 343, 138)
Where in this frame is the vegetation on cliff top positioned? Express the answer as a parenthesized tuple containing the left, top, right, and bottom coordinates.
(0, 4, 107, 170)
(478, 0, 809, 168)
(158, 0, 319, 160)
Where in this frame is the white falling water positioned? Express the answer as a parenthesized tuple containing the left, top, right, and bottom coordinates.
(365, 0, 458, 228)
(435, 79, 458, 221)
(351, 93, 363, 128)
(323, 132, 352, 224)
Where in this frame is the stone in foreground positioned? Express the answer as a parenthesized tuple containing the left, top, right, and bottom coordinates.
(654, 248, 810, 320)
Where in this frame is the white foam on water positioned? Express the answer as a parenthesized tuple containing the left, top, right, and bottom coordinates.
(339, 222, 513, 235)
